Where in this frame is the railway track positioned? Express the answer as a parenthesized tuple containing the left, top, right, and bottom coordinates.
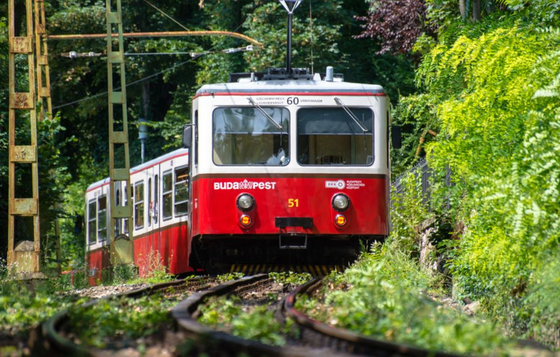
(284, 278, 459, 357)
(172, 274, 463, 357)
(40, 273, 532, 357)
(40, 277, 216, 356)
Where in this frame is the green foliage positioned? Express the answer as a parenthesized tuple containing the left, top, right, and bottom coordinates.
(0, 268, 84, 335)
(390, 172, 434, 254)
(297, 240, 510, 354)
(199, 296, 287, 347)
(268, 271, 311, 286)
(216, 272, 244, 283)
(68, 293, 178, 348)
(394, 0, 560, 344)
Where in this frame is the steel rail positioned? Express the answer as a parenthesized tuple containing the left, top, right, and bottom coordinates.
(172, 274, 325, 357)
(284, 277, 460, 357)
(47, 31, 264, 48)
(41, 277, 212, 357)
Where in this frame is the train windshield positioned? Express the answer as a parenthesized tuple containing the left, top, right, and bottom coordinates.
(297, 108, 374, 165)
(213, 107, 290, 165)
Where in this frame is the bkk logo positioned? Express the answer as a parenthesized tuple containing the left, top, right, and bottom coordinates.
(214, 179, 277, 190)
(325, 180, 346, 189)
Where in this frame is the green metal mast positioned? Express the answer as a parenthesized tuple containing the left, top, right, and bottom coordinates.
(106, 0, 134, 265)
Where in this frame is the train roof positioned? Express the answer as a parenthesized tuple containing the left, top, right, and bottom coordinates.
(195, 77, 385, 97)
(86, 148, 188, 193)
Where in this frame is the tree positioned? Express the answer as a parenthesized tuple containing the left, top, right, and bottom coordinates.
(354, 0, 434, 55)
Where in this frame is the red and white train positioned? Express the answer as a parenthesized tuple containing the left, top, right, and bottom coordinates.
(86, 67, 392, 278)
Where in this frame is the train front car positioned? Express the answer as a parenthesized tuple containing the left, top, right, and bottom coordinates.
(188, 70, 389, 272)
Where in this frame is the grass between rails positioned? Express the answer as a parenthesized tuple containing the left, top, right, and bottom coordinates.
(199, 296, 291, 346)
(296, 239, 513, 355)
(198, 272, 311, 346)
(66, 290, 182, 348)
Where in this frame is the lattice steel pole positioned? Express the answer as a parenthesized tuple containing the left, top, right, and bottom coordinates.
(8, 0, 42, 276)
(34, 0, 52, 121)
(34, 0, 62, 274)
(106, 0, 134, 265)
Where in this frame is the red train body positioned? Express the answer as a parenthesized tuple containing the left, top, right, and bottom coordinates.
(86, 70, 391, 280)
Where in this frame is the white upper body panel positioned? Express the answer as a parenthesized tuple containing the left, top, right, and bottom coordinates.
(192, 78, 389, 177)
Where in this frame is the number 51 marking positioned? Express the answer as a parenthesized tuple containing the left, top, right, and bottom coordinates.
(288, 198, 299, 208)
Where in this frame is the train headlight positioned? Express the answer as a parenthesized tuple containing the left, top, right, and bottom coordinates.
(332, 194, 350, 211)
(335, 214, 347, 227)
(237, 193, 255, 211)
(240, 214, 252, 227)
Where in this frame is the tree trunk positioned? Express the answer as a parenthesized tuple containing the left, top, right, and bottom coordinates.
(142, 83, 150, 119)
(472, 0, 481, 21)
(459, 0, 466, 20)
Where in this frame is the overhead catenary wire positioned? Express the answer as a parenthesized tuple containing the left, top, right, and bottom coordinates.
(53, 17, 251, 110)
(53, 45, 253, 110)
(142, 0, 190, 32)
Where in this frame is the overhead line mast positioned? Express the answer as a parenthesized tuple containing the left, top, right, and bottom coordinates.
(105, 0, 135, 266)
(7, 0, 43, 278)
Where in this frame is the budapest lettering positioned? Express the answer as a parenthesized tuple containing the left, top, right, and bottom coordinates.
(214, 179, 277, 190)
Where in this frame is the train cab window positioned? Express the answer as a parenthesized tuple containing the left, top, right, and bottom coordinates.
(97, 195, 107, 241)
(162, 171, 173, 220)
(212, 107, 290, 165)
(297, 108, 374, 166)
(174, 166, 189, 216)
(87, 200, 96, 245)
(134, 182, 144, 229)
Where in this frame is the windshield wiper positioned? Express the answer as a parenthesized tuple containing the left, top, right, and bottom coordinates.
(334, 97, 368, 133)
(247, 97, 282, 129)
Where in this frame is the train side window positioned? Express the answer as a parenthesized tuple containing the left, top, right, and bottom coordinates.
(114, 187, 121, 236)
(154, 174, 159, 223)
(97, 195, 107, 242)
(194, 110, 198, 167)
(88, 199, 97, 245)
(124, 184, 129, 234)
(134, 181, 145, 230)
(162, 171, 173, 220)
(147, 178, 152, 227)
(174, 166, 189, 216)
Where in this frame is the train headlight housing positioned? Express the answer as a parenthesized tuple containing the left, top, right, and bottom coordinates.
(332, 194, 350, 211)
(237, 193, 255, 211)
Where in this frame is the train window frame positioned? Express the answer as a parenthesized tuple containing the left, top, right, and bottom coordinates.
(97, 195, 107, 242)
(174, 166, 189, 217)
(162, 170, 173, 221)
(134, 181, 145, 230)
(295, 107, 375, 166)
(87, 199, 97, 245)
(211, 106, 290, 166)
